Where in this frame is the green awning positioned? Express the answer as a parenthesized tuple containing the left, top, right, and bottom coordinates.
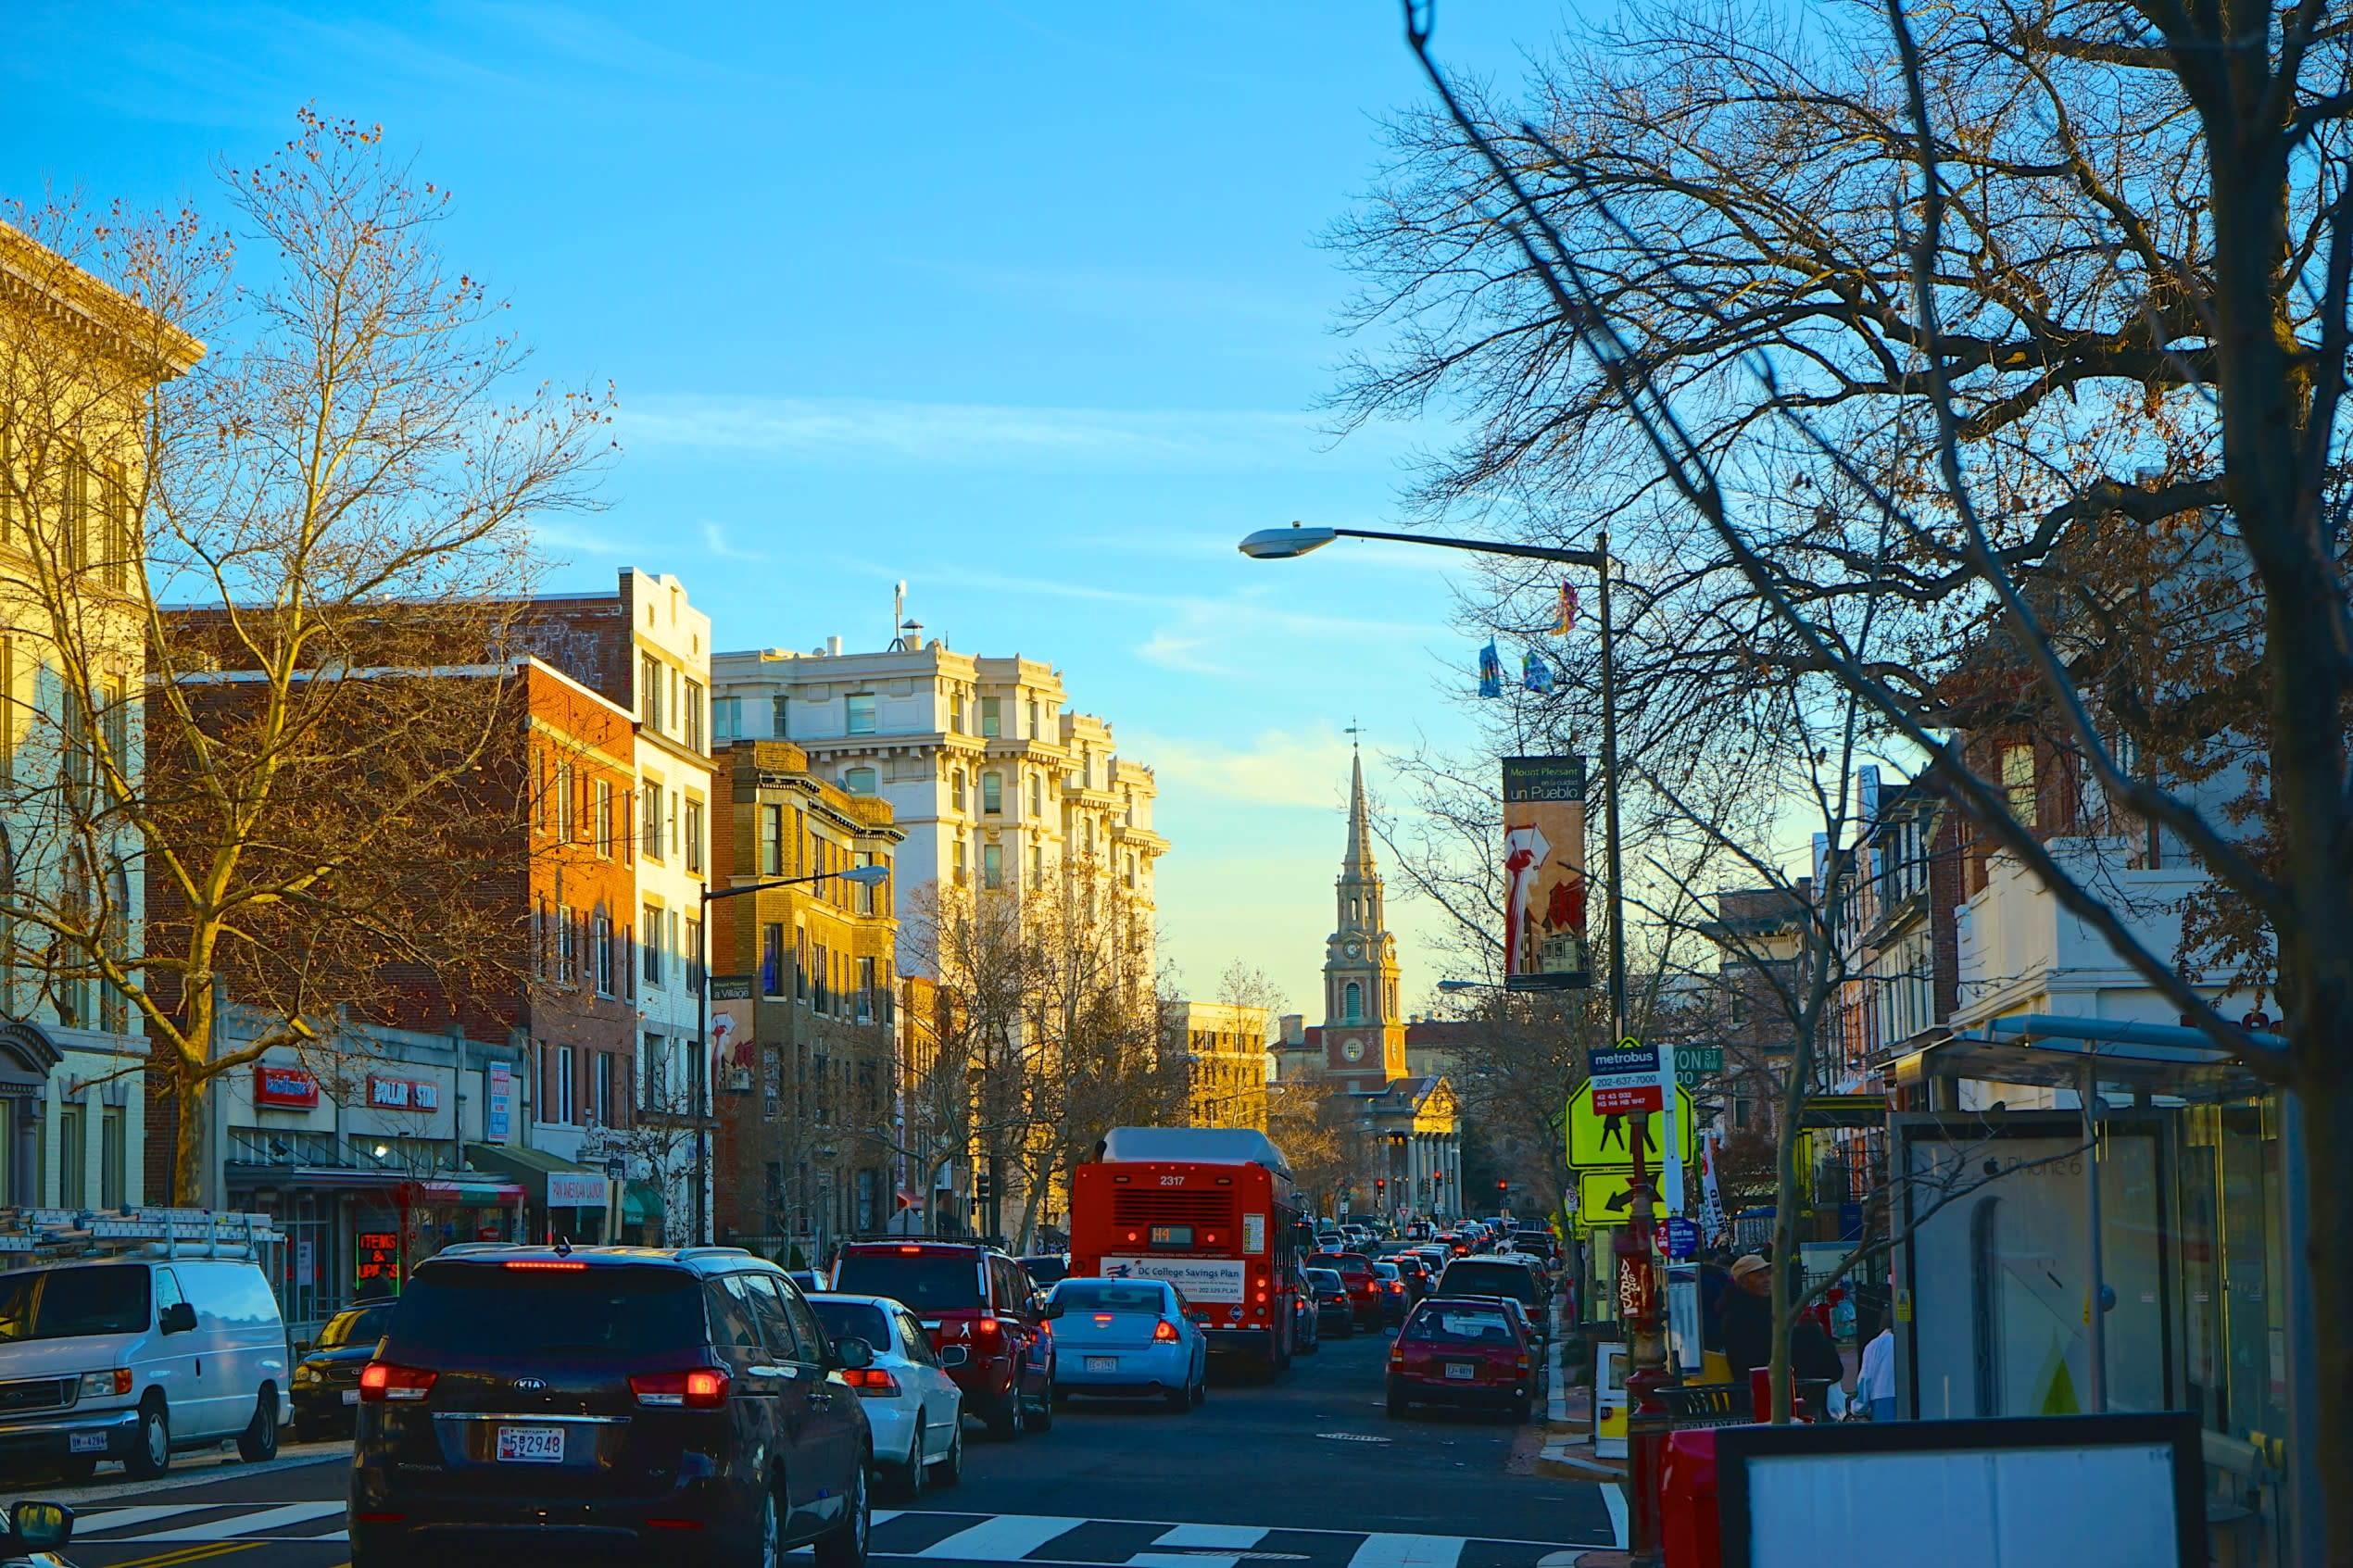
(623, 1181, 663, 1225)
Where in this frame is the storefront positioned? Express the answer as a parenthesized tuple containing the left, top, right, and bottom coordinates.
(471, 1144, 610, 1244)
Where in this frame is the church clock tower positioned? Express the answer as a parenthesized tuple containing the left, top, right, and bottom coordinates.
(1321, 746, 1407, 1090)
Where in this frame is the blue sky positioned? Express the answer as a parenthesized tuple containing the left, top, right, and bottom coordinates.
(4, 1, 1569, 1020)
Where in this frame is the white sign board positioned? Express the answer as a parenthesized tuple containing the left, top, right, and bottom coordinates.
(1099, 1256, 1245, 1304)
(547, 1173, 609, 1210)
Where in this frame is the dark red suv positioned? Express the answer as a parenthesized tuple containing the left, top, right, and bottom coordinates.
(1386, 1296, 1535, 1423)
(348, 1245, 874, 1568)
(829, 1241, 1059, 1439)
(1327, 1252, 1384, 1330)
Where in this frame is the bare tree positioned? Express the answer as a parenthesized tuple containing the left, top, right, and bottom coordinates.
(3, 113, 610, 1200)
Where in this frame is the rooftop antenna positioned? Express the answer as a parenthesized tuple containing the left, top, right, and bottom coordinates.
(892, 581, 906, 650)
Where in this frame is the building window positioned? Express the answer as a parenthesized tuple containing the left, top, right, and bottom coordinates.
(952, 837, 967, 885)
(594, 779, 613, 857)
(685, 679, 706, 750)
(713, 696, 741, 742)
(761, 922, 786, 997)
(556, 762, 574, 842)
(846, 693, 876, 734)
(981, 696, 1001, 738)
(57, 1105, 82, 1208)
(982, 842, 1003, 890)
(858, 956, 877, 1022)
(1733, 1096, 1753, 1130)
(1031, 844, 1044, 888)
(796, 928, 810, 1000)
(642, 902, 663, 985)
(1027, 698, 1040, 738)
(594, 913, 613, 995)
(951, 770, 966, 812)
(641, 654, 664, 731)
(99, 1106, 123, 1209)
(642, 781, 664, 859)
(950, 692, 965, 733)
(844, 767, 877, 795)
(760, 804, 785, 875)
(1344, 981, 1362, 1021)
(1029, 774, 1042, 817)
(644, 1031, 668, 1111)
(981, 771, 1002, 815)
(2002, 743, 2035, 825)
(593, 1053, 614, 1127)
(686, 918, 704, 991)
(556, 904, 578, 986)
(685, 798, 704, 873)
(771, 693, 789, 738)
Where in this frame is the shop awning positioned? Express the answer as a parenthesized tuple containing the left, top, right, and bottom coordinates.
(469, 1145, 604, 1210)
(623, 1181, 663, 1226)
(415, 1179, 524, 1206)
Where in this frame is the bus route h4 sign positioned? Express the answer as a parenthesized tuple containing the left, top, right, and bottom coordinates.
(1592, 1082, 1664, 1114)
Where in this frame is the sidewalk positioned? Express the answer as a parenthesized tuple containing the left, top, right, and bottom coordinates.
(1533, 1296, 1629, 1565)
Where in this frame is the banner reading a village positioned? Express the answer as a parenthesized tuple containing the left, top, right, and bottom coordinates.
(1501, 754, 1590, 989)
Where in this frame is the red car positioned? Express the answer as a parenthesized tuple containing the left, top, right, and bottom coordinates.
(831, 1240, 1061, 1439)
(1327, 1252, 1385, 1330)
(1386, 1297, 1536, 1423)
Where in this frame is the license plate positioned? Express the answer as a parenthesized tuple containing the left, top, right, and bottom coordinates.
(68, 1433, 106, 1453)
(341, 1389, 361, 1405)
(1444, 1363, 1477, 1381)
(495, 1425, 565, 1463)
(1085, 1356, 1118, 1373)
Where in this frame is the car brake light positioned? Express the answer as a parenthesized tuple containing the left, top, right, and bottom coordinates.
(899, 1245, 923, 1253)
(358, 1361, 436, 1402)
(843, 1367, 902, 1397)
(630, 1369, 732, 1409)
(1389, 1349, 1404, 1367)
(1152, 1318, 1181, 1342)
(1515, 1356, 1530, 1371)
(975, 1316, 1001, 1340)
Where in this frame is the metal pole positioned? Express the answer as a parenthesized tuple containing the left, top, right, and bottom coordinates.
(2081, 1058, 2105, 1413)
(1597, 531, 1627, 1038)
(693, 891, 708, 1246)
(2281, 1088, 2322, 1568)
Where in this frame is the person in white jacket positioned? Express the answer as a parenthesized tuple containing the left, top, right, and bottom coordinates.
(1857, 1314, 1897, 1421)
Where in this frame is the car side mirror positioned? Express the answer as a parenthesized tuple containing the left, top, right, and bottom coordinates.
(159, 1302, 197, 1336)
(10, 1501, 71, 1552)
(835, 1336, 875, 1371)
(938, 1345, 970, 1369)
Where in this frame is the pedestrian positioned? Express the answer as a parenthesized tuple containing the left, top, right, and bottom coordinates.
(1721, 1253, 1844, 1394)
(1857, 1310, 1896, 1421)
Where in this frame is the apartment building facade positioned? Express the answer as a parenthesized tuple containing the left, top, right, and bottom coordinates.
(1169, 1000, 1270, 1132)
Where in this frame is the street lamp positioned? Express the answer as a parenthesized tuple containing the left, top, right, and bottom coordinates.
(1244, 517, 1664, 1562)
(691, 863, 890, 1243)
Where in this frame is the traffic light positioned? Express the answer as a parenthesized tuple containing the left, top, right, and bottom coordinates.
(1496, 1178, 1509, 1197)
(974, 1169, 993, 1203)
(1376, 1177, 1388, 1195)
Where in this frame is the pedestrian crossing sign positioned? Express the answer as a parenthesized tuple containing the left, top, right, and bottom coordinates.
(1565, 1079, 1697, 1169)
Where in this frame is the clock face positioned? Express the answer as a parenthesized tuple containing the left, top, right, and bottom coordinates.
(1341, 1038, 1365, 1062)
(1344, 940, 1363, 960)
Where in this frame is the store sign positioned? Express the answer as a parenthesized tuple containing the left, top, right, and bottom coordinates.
(357, 1230, 401, 1285)
(1501, 756, 1591, 990)
(485, 1063, 513, 1144)
(547, 1173, 608, 1210)
(368, 1075, 440, 1112)
(252, 1064, 320, 1110)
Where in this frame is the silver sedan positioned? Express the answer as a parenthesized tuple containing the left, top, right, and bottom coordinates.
(1047, 1277, 1207, 1411)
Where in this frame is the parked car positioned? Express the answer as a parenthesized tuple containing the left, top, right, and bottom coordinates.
(1370, 1262, 1410, 1323)
(290, 1300, 397, 1441)
(808, 1292, 967, 1498)
(1437, 1255, 1550, 1326)
(348, 1244, 873, 1568)
(0, 1255, 291, 1483)
(1046, 1278, 1206, 1411)
(830, 1239, 1059, 1440)
(1304, 1267, 1353, 1335)
(1386, 1297, 1536, 1423)
(1326, 1253, 1385, 1330)
(1017, 1255, 1071, 1287)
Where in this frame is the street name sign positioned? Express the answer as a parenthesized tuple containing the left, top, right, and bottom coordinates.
(1566, 1079, 1699, 1168)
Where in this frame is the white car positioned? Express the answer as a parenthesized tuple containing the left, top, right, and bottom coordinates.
(807, 1292, 966, 1499)
(0, 1256, 290, 1482)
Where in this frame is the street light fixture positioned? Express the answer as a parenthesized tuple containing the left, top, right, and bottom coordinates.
(690, 862, 892, 1243)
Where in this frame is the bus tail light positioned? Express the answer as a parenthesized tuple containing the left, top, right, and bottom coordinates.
(358, 1362, 436, 1403)
(1152, 1319, 1180, 1343)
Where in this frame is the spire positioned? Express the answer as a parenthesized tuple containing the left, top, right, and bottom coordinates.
(1342, 740, 1376, 880)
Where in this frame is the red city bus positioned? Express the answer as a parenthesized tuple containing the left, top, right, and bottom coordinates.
(1069, 1126, 1301, 1377)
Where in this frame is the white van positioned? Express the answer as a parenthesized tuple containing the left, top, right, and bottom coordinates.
(0, 1257, 290, 1481)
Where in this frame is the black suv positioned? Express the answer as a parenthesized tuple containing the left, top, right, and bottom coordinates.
(348, 1245, 874, 1568)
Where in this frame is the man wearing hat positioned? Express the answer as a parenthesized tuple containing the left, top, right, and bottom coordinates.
(1720, 1252, 1844, 1389)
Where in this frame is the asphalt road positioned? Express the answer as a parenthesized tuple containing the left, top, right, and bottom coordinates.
(20, 1328, 1613, 1568)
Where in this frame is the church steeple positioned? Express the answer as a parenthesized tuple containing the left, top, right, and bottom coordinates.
(1320, 739, 1406, 1088)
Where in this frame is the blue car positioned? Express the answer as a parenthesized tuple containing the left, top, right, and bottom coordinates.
(1047, 1277, 1207, 1411)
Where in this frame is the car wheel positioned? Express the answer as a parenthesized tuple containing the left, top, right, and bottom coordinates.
(1164, 1378, 1190, 1412)
(125, 1397, 170, 1480)
(812, 1451, 869, 1568)
(1386, 1386, 1409, 1418)
(754, 1486, 784, 1568)
(928, 1422, 963, 1488)
(986, 1388, 1023, 1441)
(1028, 1373, 1055, 1433)
(1192, 1366, 1207, 1406)
(890, 1429, 926, 1501)
(236, 1386, 280, 1462)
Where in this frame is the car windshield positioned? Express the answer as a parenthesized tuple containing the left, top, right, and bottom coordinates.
(1052, 1281, 1167, 1313)
(830, 1252, 981, 1311)
(0, 1265, 148, 1342)
(387, 1265, 704, 1357)
(1441, 1261, 1539, 1301)
(1304, 1270, 1341, 1289)
(809, 1299, 891, 1351)
(1374, 1263, 1400, 1279)
(315, 1303, 395, 1349)
(1404, 1306, 1516, 1347)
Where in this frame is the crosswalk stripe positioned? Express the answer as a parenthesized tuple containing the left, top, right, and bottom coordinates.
(106, 1501, 347, 1542)
(1131, 1521, 1273, 1568)
(1344, 1536, 1466, 1568)
(916, 1514, 1092, 1560)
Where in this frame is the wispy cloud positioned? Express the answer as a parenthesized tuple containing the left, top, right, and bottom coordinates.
(620, 395, 1401, 473)
(1124, 725, 1367, 811)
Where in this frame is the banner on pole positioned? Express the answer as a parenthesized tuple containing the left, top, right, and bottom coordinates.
(1501, 755, 1590, 990)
